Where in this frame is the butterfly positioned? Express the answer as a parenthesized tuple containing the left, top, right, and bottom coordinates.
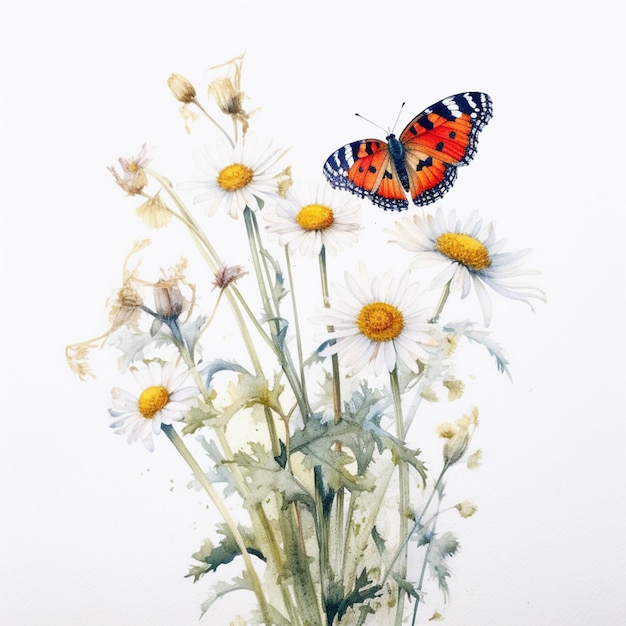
(323, 92, 493, 211)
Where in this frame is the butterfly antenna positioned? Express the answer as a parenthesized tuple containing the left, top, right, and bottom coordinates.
(390, 102, 406, 134)
(354, 112, 388, 135)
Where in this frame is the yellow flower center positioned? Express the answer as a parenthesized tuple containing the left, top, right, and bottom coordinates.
(127, 162, 139, 173)
(357, 302, 404, 342)
(217, 163, 254, 191)
(436, 233, 491, 271)
(138, 385, 170, 419)
(295, 204, 335, 231)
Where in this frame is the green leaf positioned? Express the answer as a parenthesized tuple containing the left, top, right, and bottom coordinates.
(182, 399, 221, 434)
(198, 577, 251, 617)
(426, 531, 460, 600)
(444, 321, 511, 379)
(231, 442, 316, 511)
(371, 525, 386, 555)
(392, 573, 425, 602)
(186, 524, 265, 581)
(289, 413, 374, 493)
(325, 568, 382, 624)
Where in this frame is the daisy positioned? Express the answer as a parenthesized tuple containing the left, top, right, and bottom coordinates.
(316, 265, 437, 376)
(108, 360, 199, 451)
(263, 182, 362, 256)
(185, 133, 289, 219)
(387, 207, 545, 326)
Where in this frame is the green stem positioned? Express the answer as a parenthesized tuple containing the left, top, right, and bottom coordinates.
(318, 246, 342, 424)
(161, 424, 272, 625)
(430, 280, 452, 323)
(410, 485, 446, 626)
(284, 247, 309, 410)
(243, 206, 309, 421)
(190, 97, 235, 147)
(382, 463, 449, 587)
(390, 367, 409, 626)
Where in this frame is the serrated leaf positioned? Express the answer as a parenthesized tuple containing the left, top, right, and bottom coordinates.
(182, 398, 222, 434)
(444, 321, 512, 379)
(186, 524, 265, 581)
(392, 573, 425, 601)
(427, 531, 460, 600)
(198, 577, 251, 617)
(231, 442, 316, 511)
(194, 435, 237, 496)
(289, 414, 374, 493)
(325, 568, 382, 624)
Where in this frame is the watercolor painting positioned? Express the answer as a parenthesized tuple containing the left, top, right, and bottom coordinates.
(2, 2, 625, 625)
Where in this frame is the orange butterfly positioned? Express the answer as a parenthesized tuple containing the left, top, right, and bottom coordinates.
(323, 92, 493, 211)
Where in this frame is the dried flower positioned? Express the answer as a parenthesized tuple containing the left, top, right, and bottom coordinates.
(168, 73, 197, 104)
(153, 279, 184, 319)
(455, 500, 478, 518)
(208, 54, 256, 135)
(108, 144, 150, 196)
(136, 194, 172, 229)
(212, 264, 248, 291)
(438, 408, 479, 465)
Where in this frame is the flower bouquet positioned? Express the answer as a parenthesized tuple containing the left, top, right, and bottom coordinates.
(67, 56, 543, 625)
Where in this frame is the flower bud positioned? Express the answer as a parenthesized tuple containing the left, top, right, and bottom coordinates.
(442, 427, 470, 465)
(168, 73, 196, 104)
(154, 280, 183, 318)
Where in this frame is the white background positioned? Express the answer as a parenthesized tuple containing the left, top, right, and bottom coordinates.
(1, 1, 625, 624)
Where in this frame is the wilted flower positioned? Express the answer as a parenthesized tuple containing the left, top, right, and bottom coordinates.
(168, 73, 197, 104)
(212, 264, 248, 290)
(136, 194, 172, 229)
(455, 500, 478, 518)
(208, 54, 255, 135)
(438, 408, 479, 465)
(108, 144, 150, 196)
(153, 279, 184, 319)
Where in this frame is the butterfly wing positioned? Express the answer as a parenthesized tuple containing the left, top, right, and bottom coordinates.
(399, 92, 493, 206)
(323, 139, 409, 210)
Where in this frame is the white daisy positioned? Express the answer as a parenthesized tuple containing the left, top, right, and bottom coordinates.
(316, 265, 437, 376)
(109, 360, 199, 451)
(387, 207, 545, 326)
(263, 183, 362, 256)
(185, 133, 288, 219)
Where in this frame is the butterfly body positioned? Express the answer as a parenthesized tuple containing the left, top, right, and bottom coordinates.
(323, 92, 493, 211)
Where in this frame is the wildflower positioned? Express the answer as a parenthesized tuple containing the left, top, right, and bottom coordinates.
(212, 264, 248, 290)
(316, 265, 437, 376)
(108, 144, 150, 195)
(264, 183, 362, 256)
(109, 360, 198, 451)
(185, 134, 288, 219)
(153, 279, 184, 319)
(167, 73, 197, 104)
(387, 207, 545, 325)
(455, 501, 478, 518)
(437, 408, 479, 465)
(136, 194, 172, 229)
(207, 55, 256, 135)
